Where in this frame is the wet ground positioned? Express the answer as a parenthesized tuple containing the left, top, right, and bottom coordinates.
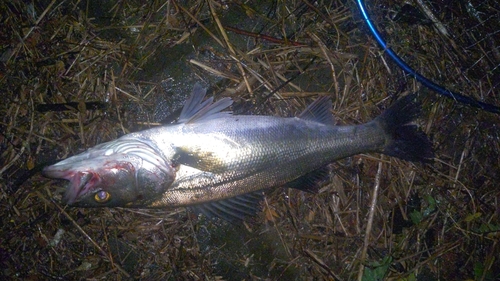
(1, 0, 499, 280)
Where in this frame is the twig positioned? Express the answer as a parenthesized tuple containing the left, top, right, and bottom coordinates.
(309, 32, 339, 96)
(189, 59, 240, 81)
(414, 0, 449, 37)
(223, 25, 307, 46)
(172, 1, 225, 48)
(357, 160, 383, 281)
(207, 0, 252, 93)
(46, 195, 131, 278)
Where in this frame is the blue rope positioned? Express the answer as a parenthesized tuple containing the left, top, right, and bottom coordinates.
(356, 0, 500, 114)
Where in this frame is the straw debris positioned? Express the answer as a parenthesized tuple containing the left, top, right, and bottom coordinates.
(1, 0, 499, 280)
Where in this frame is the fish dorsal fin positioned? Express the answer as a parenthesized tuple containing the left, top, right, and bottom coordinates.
(178, 83, 233, 124)
(298, 96, 334, 125)
(189, 191, 263, 222)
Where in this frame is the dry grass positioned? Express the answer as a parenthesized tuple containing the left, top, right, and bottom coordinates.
(1, 0, 499, 280)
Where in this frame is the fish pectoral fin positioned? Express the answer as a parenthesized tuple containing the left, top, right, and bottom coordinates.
(176, 135, 241, 173)
(188, 191, 264, 222)
(285, 166, 330, 193)
(176, 148, 228, 173)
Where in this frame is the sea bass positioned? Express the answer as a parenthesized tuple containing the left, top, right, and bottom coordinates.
(43, 84, 433, 220)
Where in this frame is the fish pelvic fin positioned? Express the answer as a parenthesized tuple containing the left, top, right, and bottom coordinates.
(178, 83, 233, 124)
(377, 94, 434, 162)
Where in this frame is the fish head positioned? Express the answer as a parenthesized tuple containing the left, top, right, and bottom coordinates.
(43, 139, 176, 207)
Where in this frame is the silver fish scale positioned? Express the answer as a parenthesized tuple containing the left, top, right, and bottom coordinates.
(143, 115, 386, 207)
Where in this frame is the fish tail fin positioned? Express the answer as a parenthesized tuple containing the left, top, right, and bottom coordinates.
(377, 94, 434, 162)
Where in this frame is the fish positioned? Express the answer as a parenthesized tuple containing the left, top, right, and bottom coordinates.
(43, 84, 433, 221)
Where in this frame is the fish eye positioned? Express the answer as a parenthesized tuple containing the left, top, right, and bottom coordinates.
(94, 190, 111, 203)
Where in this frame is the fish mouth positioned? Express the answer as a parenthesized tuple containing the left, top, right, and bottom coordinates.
(63, 171, 96, 204)
(43, 166, 97, 205)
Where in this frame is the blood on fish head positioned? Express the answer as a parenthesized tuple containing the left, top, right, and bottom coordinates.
(43, 139, 176, 207)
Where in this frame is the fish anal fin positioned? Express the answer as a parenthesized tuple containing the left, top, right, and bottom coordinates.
(189, 191, 264, 223)
(285, 166, 330, 193)
(298, 96, 335, 125)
